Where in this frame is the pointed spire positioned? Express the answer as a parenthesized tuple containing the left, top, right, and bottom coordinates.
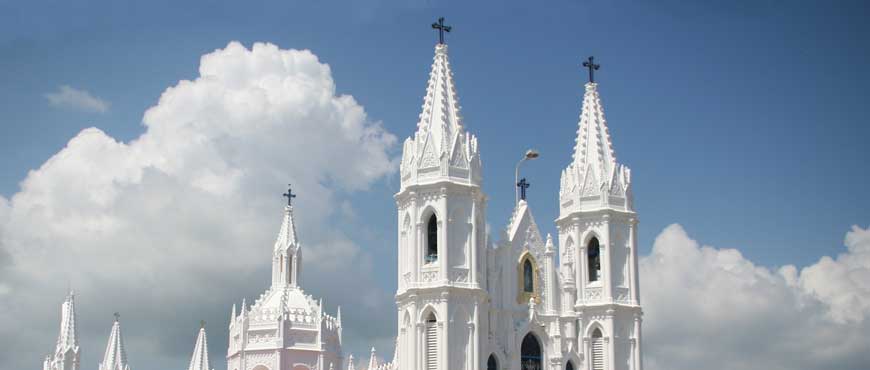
(545, 233, 555, 254)
(573, 82, 617, 181)
(99, 314, 130, 370)
(56, 291, 78, 353)
(187, 323, 211, 370)
(415, 43, 464, 155)
(230, 304, 237, 322)
(336, 305, 342, 326)
(347, 355, 356, 370)
(368, 347, 378, 370)
(274, 204, 299, 251)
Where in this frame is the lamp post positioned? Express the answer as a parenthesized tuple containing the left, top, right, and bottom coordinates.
(515, 149, 540, 205)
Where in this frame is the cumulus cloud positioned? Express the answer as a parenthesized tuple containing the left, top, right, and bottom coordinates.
(642, 224, 870, 370)
(1, 41, 396, 370)
(44, 85, 110, 113)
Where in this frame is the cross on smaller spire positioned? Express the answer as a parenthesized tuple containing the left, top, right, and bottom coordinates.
(282, 184, 297, 206)
(431, 17, 452, 44)
(582, 56, 601, 83)
(113, 312, 120, 322)
(200, 320, 206, 328)
(517, 178, 531, 201)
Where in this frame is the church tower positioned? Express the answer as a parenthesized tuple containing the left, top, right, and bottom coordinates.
(43, 292, 80, 370)
(394, 22, 488, 370)
(557, 61, 643, 370)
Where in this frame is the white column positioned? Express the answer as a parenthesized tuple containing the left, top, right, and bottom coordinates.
(440, 188, 449, 282)
(629, 218, 640, 305)
(606, 314, 615, 370)
(634, 314, 643, 370)
(470, 196, 478, 287)
(602, 214, 613, 301)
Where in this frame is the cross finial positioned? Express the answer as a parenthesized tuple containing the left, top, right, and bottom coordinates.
(113, 312, 120, 322)
(200, 320, 206, 328)
(582, 56, 601, 83)
(431, 17, 452, 44)
(517, 178, 530, 201)
(282, 184, 297, 206)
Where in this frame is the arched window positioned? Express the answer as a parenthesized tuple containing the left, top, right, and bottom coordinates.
(521, 333, 542, 370)
(591, 328, 604, 370)
(523, 259, 534, 293)
(487, 354, 498, 370)
(588, 237, 601, 282)
(566, 361, 574, 370)
(425, 313, 438, 370)
(426, 214, 438, 263)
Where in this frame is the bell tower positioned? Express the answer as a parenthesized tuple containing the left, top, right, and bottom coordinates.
(557, 59, 643, 370)
(394, 21, 488, 370)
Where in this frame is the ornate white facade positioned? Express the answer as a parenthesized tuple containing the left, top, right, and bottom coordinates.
(390, 42, 643, 370)
(38, 37, 642, 370)
(227, 204, 344, 370)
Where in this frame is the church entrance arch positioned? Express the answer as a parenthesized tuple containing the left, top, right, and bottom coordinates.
(520, 333, 542, 370)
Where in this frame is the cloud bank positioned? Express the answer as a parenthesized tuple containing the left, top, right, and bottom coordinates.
(1, 41, 868, 370)
(1, 41, 396, 370)
(44, 85, 110, 113)
(641, 224, 870, 370)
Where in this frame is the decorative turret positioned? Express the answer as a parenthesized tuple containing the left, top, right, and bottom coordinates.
(187, 322, 212, 370)
(44, 291, 80, 370)
(559, 81, 632, 216)
(399, 42, 481, 189)
(273, 185, 301, 287)
(98, 314, 130, 370)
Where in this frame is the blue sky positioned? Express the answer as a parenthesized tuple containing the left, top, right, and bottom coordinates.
(2, 0, 868, 268)
(1, 1, 869, 369)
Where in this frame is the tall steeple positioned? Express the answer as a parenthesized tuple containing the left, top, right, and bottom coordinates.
(44, 292, 80, 370)
(559, 81, 632, 216)
(272, 189, 301, 287)
(98, 314, 131, 370)
(399, 42, 481, 189)
(187, 322, 212, 370)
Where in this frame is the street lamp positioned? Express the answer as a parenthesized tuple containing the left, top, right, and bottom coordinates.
(515, 149, 540, 205)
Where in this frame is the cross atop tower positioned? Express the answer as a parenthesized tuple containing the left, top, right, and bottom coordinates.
(113, 312, 120, 322)
(517, 178, 531, 201)
(282, 184, 297, 206)
(431, 17, 452, 44)
(582, 56, 601, 83)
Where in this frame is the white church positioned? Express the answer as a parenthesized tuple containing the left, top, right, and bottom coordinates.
(41, 21, 644, 370)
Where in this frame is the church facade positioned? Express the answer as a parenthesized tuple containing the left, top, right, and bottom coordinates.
(40, 28, 643, 370)
(390, 41, 643, 370)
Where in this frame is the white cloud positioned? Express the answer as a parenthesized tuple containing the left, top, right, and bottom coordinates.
(44, 85, 110, 113)
(1, 41, 396, 370)
(642, 224, 870, 370)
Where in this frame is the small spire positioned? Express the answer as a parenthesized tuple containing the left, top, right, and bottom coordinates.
(368, 347, 378, 370)
(230, 304, 237, 322)
(347, 355, 355, 370)
(99, 314, 130, 370)
(337, 305, 342, 326)
(187, 324, 211, 370)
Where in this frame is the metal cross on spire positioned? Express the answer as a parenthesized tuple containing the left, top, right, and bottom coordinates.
(113, 312, 120, 322)
(517, 178, 531, 201)
(582, 56, 601, 83)
(282, 184, 297, 206)
(431, 17, 452, 44)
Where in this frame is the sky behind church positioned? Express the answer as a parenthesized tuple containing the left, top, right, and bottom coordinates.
(1, 1, 869, 370)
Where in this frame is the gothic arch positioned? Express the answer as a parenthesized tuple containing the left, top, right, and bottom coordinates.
(418, 205, 441, 224)
(420, 207, 440, 265)
(585, 321, 606, 338)
(516, 251, 540, 304)
(520, 332, 544, 370)
(487, 353, 499, 370)
(418, 304, 440, 323)
(581, 230, 602, 250)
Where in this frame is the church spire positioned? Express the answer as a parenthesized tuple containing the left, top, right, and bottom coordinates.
(56, 291, 79, 355)
(44, 292, 80, 370)
(400, 38, 481, 189)
(275, 185, 299, 251)
(187, 323, 211, 370)
(572, 82, 617, 183)
(98, 314, 131, 370)
(559, 63, 632, 215)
